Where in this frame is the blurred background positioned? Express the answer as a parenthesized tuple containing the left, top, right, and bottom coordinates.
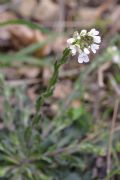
(0, 0, 120, 179)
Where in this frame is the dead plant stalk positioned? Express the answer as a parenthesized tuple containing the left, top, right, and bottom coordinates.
(107, 99, 119, 177)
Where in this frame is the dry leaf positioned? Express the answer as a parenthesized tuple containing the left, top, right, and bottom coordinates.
(53, 80, 72, 99)
(9, 26, 51, 56)
(15, 0, 37, 18)
(33, 0, 59, 22)
(9, 25, 34, 49)
(51, 103, 59, 114)
(1, 68, 18, 80)
(71, 100, 81, 108)
(0, 11, 16, 22)
(0, 11, 17, 49)
(27, 87, 37, 101)
(111, 6, 120, 23)
(52, 36, 67, 53)
(33, 30, 51, 57)
(77, 7, 100, 26)
(18, 66, 40, 79)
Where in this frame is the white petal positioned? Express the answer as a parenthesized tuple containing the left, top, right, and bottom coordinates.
(88, 28, 99, 36)
(69, 45, 77, 55)
(80, 29, 87, 36)
(78, 52, 89, 63)
(84, 48, 90, 54)
(69, 45, 75, 50)
(92, 44, 99, 50)
(91, 44, 99, 54)
(93, 36, 101, 43)
(94, 30, 99, 36)
(95, 44, 99, 50)
(67, 38, 75, 45)
(73, 31, 80, 39)
(91, 48, 96, 54)
(83, 54, 89, 63)
(78, 55, 84, 63)
(91, 49, 96, 53)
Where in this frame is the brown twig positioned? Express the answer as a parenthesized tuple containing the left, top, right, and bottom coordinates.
(106, 99, 119, 177)
(98, 62, 112, 88)
(108, 74, 120, 96)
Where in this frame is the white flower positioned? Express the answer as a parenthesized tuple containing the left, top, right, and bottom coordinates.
(78, 52, 89, 63)
(67, 28, 101, 63)
(80, 29, 87, 36)
(67, 38, 75, 45)
(88, 28, 101, 53)
(69, 45, 77, 56)
(67, 31, 81, 56)
(84, 48, 90, 54)
(88, 28, 99, 36)
(91, 44, 99, 54)
(73, 31, 80, 39)
(67, 31, 80, 46)
(93, 36, 101, 43)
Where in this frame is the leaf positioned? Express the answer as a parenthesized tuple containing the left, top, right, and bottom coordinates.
(16, 35, 54, 56)
(0, 53, 53, 67)
(0, 167, 10, 177)
(63, 173, 82, 180)
(0, 19, 51, 34)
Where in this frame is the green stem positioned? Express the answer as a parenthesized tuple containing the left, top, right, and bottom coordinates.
(32, 48, 70, 126)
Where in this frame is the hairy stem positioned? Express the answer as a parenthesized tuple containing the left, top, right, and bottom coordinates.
(32, 48, 70, 126)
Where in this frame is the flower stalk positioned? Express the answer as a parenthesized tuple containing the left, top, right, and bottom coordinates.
(32, 48, 70, 126)
(32, 28, 101, 126)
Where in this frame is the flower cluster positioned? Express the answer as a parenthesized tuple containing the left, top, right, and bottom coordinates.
(67, 28, 101, 63)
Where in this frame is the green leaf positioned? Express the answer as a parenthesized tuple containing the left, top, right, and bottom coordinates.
(0, 53, 53, 67)
(0, 167, 10, 177)
(16, 35, 56, 56)
(64, 173, 82, 180)
(0, 19, 51, 34)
